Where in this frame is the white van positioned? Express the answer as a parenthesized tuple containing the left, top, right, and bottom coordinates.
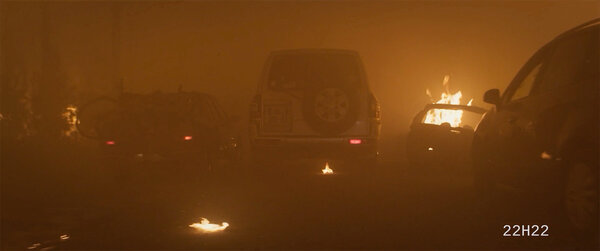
(249, 49, 381, 165)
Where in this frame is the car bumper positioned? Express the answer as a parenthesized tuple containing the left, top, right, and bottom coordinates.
(100, 142, 205, 159)
(406, 128, 473, 165)
(251, 136, 378, 159)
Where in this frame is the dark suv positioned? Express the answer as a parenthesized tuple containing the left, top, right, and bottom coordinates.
(77, 91, 240, 168)
(472, 19, 599, 244)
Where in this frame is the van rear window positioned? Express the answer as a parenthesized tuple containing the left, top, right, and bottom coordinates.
(268, 53, 361, 89)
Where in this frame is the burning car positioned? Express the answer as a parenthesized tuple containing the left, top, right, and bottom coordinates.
(407, 76, 486, 167)
(407, 103, 486, 167)
(77, 91, 241, 168)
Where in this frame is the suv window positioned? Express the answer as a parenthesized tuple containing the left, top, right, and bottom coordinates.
(268, 53, 361, 90)
(534, 27, 599, 94)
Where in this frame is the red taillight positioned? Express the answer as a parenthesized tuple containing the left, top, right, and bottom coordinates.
(184, 136, 193, 141)
(105, 140, 115, 145)
(349, 139, 362, 145)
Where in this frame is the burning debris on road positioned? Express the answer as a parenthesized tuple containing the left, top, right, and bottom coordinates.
(322, 162, 334, 175)
(59, 234, 69, 241)
(189, 218, 229, 233)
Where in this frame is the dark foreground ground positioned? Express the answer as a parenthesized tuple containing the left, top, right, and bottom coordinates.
(1, 145, 582, 250)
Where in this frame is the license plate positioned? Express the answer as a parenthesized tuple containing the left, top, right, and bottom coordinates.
(263, 103, 292, 132)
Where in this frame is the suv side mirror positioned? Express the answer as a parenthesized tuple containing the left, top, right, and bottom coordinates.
(483, 89, 501, 105)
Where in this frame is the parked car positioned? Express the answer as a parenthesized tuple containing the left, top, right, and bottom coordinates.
(249, 49, 381, 167)
(77, 91, 240, 168)
(472, 18, 599, 245)
(407, 103, 486, 167)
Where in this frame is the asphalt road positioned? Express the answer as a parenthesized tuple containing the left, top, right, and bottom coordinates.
(1, 155, 579, 250)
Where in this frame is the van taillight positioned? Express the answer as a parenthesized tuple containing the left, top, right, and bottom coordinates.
(369, 93, 380, 119)
(250, 94, 262, 119)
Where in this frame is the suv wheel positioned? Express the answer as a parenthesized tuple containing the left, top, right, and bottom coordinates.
(303, 84, 360, 136)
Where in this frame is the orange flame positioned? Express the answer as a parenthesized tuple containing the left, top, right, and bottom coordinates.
(322, 162, 333, 174)
(423, 75, 472, 127)
(189, 218, 229, 233)
(62, 105, 78, 137)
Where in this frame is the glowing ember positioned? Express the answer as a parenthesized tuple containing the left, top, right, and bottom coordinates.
(62, 105, 78, 137)
(424, 75, 473, 127)
(60, 234, 70, 241)
(322, 162, 333, 174)
(189, 218, 229, 233)
(27, 243, 41, 250)
(540, 151, 552, 160)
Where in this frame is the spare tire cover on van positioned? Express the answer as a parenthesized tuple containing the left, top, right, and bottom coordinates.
(303, 83, 360, 135)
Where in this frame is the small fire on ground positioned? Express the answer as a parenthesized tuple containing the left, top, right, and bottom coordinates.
(322, 162, 334, 174)
(189, 218, 229, 233)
